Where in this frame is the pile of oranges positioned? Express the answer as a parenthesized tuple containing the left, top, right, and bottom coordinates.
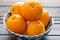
(6, 1, 50, 36)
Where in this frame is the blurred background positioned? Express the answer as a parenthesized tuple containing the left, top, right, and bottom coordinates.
(0, 0, 59, 6)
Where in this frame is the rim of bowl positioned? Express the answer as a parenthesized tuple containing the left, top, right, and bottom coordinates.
(3, 11, 54, 38)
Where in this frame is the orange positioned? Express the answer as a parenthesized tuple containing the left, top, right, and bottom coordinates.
(21, 1, 43, 21)
(27, 21, 45, 36)
(10, 2, 23, 15)
(6, 14, 27, 34)
(37, 10, 50, 27)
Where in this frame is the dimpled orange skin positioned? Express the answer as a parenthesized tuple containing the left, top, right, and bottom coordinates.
(10, 2, 23, 15)
(27, 21, 45, 36)
(6, 14, 27, 34)
(21, 1, 43, 21)
(37, 11, 50, 27)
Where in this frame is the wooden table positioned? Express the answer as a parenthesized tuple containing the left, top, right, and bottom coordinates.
(0, 5, 60, 40)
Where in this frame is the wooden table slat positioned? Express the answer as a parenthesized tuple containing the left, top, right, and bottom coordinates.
(0, 24, 60, 35)
(0, 7, 60, 17)
(0, 35, 60, 40)
(1, 16, 60, 24)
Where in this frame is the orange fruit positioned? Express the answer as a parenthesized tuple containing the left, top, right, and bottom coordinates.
(6, 14, 27, 34)
(21, 1, 43, 21)
(37, 10, 50, 27)
(27, 21, 45, 36)
(10, 2, 23, 15)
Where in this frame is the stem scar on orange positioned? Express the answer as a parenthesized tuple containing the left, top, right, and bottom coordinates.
(37, 10, 50, 27)
(10, 2, 23, 15)
(21, 1, 43, 21)
(27, 21, 45, 36)
(6, 14, 27, 34)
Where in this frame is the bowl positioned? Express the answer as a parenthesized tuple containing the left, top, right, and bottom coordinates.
(3, 11, 54, 40)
